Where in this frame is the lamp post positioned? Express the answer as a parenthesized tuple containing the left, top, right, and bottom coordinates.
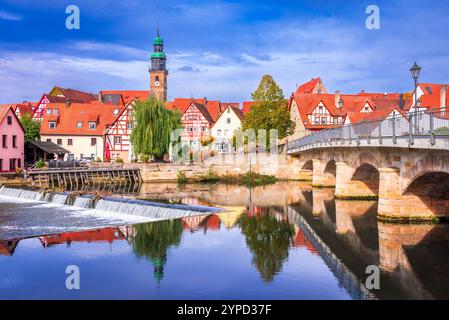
(409, 62, 421, 142)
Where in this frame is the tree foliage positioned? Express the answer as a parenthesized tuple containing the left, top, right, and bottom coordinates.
(20, 113, 41, 141)
(242, 75, 295, 141)
(238, 210, 295, 282)
(130, 96, 182, 160)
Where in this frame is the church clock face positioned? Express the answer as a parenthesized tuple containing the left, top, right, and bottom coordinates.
(155, 80, 160, 86)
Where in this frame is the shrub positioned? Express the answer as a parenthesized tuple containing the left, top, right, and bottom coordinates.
(197, 168, 220, 183)
(140, 154, 150, 163)
(200, 136, 215, 147)
(177, 170, 188, 184)
(116, 157, 124, 163)
(35, 159, 46, 169)
(131, 159, 138, 163)
(241, 171, 277, 186)
(95, 157, 102, 163)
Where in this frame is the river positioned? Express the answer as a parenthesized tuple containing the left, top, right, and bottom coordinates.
(0, 181, 448, 300)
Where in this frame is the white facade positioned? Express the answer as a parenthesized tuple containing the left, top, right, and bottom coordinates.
(40, 135, 105, 161)
(210, 107, 243, 153)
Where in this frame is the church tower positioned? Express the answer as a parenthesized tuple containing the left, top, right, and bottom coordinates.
(149, 29, 168, 101)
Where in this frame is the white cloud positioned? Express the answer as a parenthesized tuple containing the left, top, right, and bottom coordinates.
(0, 10, 22, 21)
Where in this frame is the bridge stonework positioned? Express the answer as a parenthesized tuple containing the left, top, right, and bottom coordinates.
(291, 147, 449, 222)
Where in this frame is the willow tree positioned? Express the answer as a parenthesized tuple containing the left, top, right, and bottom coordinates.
(131, 96, 182, 160)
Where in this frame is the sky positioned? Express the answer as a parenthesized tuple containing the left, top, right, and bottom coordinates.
(0, 0, 448, 103)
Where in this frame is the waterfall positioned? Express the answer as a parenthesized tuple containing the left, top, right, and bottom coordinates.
(52, 193, 69, 205)
(0, 186, 222, 220)
(73, 196, 93, 208)
(0, 186, 44, 201)
(94, 198, 220, 220)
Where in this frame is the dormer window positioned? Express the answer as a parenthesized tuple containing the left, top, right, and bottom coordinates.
(54, 108, 59, 115)
(76, 121, 83, 128)
(46, 109, 52, 115)
(49, 121, 56, 129)
(113, 109, 119, 115)
(89, 122, 96, 130)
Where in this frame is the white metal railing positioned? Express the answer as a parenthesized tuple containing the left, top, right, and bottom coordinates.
(287, 108, 449, 152)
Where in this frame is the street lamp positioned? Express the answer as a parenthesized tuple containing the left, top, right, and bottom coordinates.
(409, 62, 422, 142)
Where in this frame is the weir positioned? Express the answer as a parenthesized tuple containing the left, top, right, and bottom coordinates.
(0, 186, 221, 220)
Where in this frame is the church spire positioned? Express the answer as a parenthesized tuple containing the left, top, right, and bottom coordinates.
(149, 29, 168, 101)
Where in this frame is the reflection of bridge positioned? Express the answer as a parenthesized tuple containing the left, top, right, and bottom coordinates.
(287, 110, 449, 221)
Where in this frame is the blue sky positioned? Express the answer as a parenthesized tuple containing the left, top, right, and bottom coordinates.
(0, 0, 448, 103)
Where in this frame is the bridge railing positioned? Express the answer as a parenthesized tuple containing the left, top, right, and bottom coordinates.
(287, 108, 449, 152)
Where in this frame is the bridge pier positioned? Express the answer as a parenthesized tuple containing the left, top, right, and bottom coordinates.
(312, 159, 336, 188)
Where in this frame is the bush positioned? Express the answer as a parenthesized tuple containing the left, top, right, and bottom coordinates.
(131, 159, 138, 163)
(95, 157, 102, 163)
(35, 159, 46, 169)
(241, 171, 277, 186)
(177, 170, 188, 184)
(197, 168, 220, 183)
(201, 136, 215, 147)
(140, 154, 150, 163)
(116, 157, 124, 163)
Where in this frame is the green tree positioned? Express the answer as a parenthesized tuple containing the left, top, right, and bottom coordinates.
(131, 96, 182, 160)
(238, 210, 295, 282)
(20, 113, 41, 141)
(242, 75, 295, 142)
(131, 220, 184, 283)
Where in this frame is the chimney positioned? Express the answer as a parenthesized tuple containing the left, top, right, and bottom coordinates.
(399, 94, 404, 110)
(441, 85, 447, 109)
(335, 91, 341, 108)
(65, 99, 71, 108)
(204, 97, 208, 105)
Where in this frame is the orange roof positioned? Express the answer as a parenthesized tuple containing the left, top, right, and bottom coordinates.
(51, 86, 98, 102)
(41, 228, 126, 247)
(296, 78, 321, 94)
(417, 83, 449, 110)
(40, 102, 124, 136)
(242, 101, 255, 113)
(165, 98, 225, 123)
(100, 90, 150, 105)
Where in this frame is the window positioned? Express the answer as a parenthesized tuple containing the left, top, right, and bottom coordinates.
(0, 159, 2, 171)
(91, 138, 97, 146)
(12, 135, 17, 148)
(114, 136, 121, 144)
(54, 108, 59, 115)
(2, 135, 6, 148)
(46, 109, 52, 115)
(217, 130, 222, 136)
(9, 159, 16, 171)
(49, 121, 56, 129)
(67, 139, 73, 146)
(314, 117, 319, 125)
(68, 154, 74, 161)
(76, 121, 83, 128)
(202, 126, 207, 132)
(17, 159, 21, 169)
(80, 154, 84, 159)
(128, 110, 133, 116)
(46, 138, 52, 142)
(57, 139, 62, 145)
(319, 106, 323, 113)
(227, 118, 231, 124)
(127, 122, 133, 129)
(89, 122, 96, 130)
(333, 117, 338, 124)
(7, 116, 12, 125)
(227, 108, 230, 113)
(321, 117, 327, 125)
(91, 154, 95, 159)
(113, 109, 119, 115)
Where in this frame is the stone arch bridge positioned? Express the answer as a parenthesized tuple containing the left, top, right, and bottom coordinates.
(287, 110, 449, 221)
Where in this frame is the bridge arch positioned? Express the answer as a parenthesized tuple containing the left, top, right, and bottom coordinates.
(351, 163, 380, 196)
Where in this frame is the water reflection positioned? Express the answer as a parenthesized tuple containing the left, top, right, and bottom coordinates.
(238, 208, 295, 282)
(130, 220, 184, 283)
(1, 182, 449, 299)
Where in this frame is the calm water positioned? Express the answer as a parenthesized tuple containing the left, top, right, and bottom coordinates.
(1, 182, 449, 300)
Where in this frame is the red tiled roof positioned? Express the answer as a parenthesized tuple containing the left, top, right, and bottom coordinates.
(41, 228, 125, 247)
(40, 102, 124, 136)
(296, 78, 321, 94)
(100, 90, 150, 105)
(230, 106, 245, 121)
(52, 86, 98, 102)
(165, 98, 225, 123)
(417, 83, 449, 110)
(242, 101, 255, 113)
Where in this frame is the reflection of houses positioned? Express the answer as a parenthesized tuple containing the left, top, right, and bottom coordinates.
(0, 240, 20, 256)
(39, 228, 126, 247)
(292, 226, 318, 255)
(181, 214, 221, 232)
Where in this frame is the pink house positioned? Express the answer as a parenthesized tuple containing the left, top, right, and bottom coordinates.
(0, 106, 25, 172)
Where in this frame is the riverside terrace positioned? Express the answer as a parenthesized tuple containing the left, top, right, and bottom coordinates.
(287, 108, 449, 222)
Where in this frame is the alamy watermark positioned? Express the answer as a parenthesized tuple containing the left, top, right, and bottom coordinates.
(365, 265, 380, 290)
(66, 5, 80, 30)
(365, 5, 381, 30)
(65, 265, 80, 290)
